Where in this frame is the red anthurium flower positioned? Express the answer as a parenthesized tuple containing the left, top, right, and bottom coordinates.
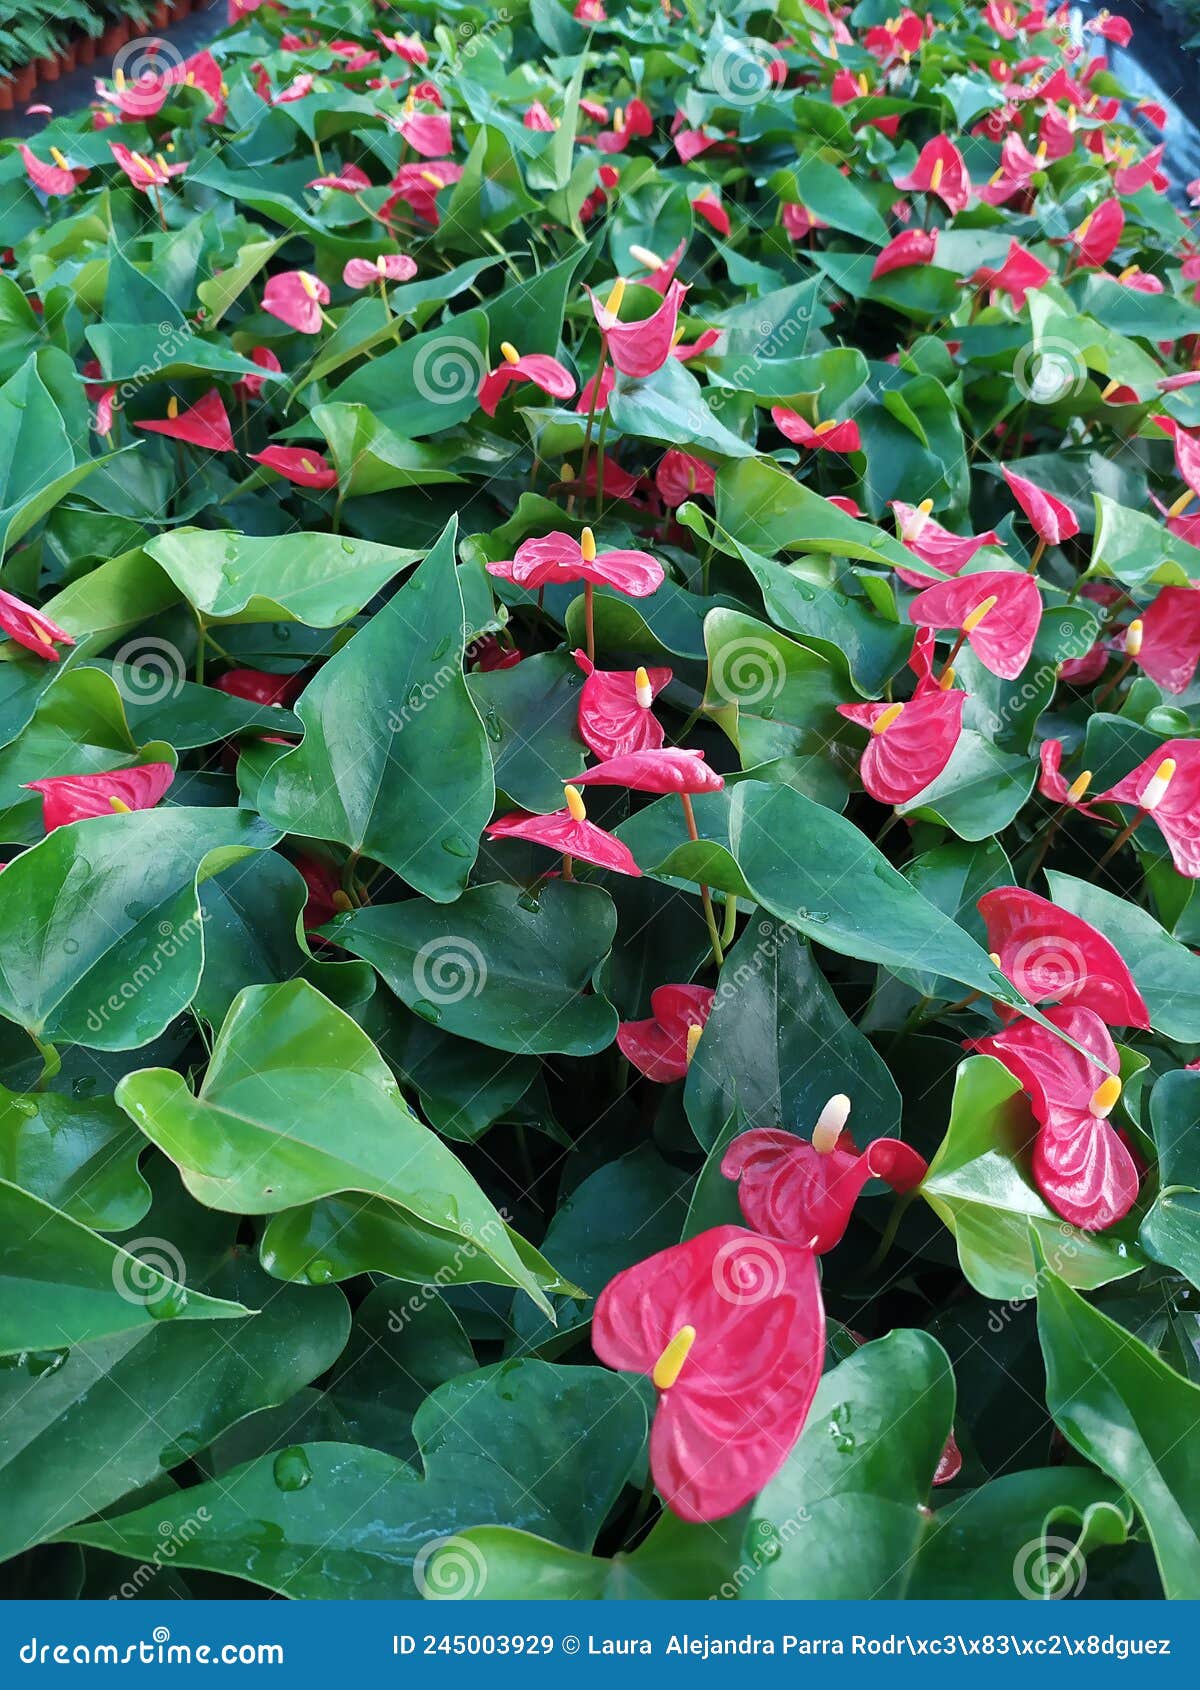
(617, 983, 715, 1081)
(1003, 466, 1080, 545)
(572, 746, 724, 796)
(673, 328, 721, 362)
(891, 499, 999, 586)
(471, 636, 522, 672)
(596, 97, 652, 153)
(691, 189, 730, 235)
(134, 390, 234, 453)
(781, 202, 826, 240)
(573, 651, 670, 759)
(575, 365, 616, 414)
(627, 237, 687, 297)
(307, 163, 372, 192)
(19, 143, 87, 196)
(376, 30, 429, 64)
(772, 409, 861, 453)
(213, 669, 301, 707)
(1071, 199, 1124, 267)
(274, 74, 315, 105)
(1104, 741, 1200, 877)
(587, 278, 687, 379)
(978, 887, 1149, 1027)
(109, 142, 187, 191)
(909, 569, 1042, 680)
(828, 494, 864, 518)
(487, 785, 642, 877)
(970, 1007, 1138, 1231)
(1037, 107, 1077, 163)
(722, 1096, 928, 1253)
(0, 590, 73, 662)
(838, 632, 964, 804)
(487, 529, 663, 596)
(655, 450, 716, 507)
(1088, 9, 1133, 43)
(343, 254, 418, 289)
(263, 270, 329, 334)
(249, 447, 338, 489)
(1114, 143, 1166, 195)
(568, 454, 645, 505)
(396, 110, 452, 157)
(383, 162, 463, 226)
(524, 101, 557, 131)
(895, 137, 972, 213)
(233, 347, 282, 401)
(26, 763, 174, 832)
(592, 1225, 824, 1522)
(934, 1432, 963, 1486)
(293, 855, 348, 930)
(478, 344, 575, 416)
(1134, 585, 1200, 694)
(871, 229, 937, 280)
(972, 239, 1052, 309)
(1037, 740, 1107, 819)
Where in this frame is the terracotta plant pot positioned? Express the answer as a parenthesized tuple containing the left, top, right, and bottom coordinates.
(78, 37, 98, 66)
(36, 56, 60, 84)
(60, 42, 78, 74)
(154, 0, 171, 24)
(14, 65, 37, 101)
(0, 82, 12, 113)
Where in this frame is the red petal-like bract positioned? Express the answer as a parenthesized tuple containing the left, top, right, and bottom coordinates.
(486, 532, 664, 596)
(871, 229, 937, 279)
(26, 763, 175, 832)
(214, 668, 302, 707)
(478, 354, 575, 416)
(1137, 584, 1200, 694)
(838, 691, 965, 804)
(572, 747, 724, 795)
(573, 651, 670, 758)
(486, 807, 642, 876)
(617, 983, 715, 1081)
(978, 887, 1150, 1027)
(894, 136, 971, 212)
(262, 269, 329, 333)
(588, 279, 687, 378)
(249, 447, 338, 488)
(593, 1225, 824, 1521)
(135, 390, 235, 452)
(1002, 465, 1080, 545)
(0, 589, 74, 662)
(909, 568, 1042, 679)
(722, 1128, 928, 1253)
(1104, 739, 1200, 878)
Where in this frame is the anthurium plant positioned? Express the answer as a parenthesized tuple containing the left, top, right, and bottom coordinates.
(2, 0, 1200, 1605)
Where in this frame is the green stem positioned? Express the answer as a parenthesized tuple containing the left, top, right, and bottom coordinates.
(856, 1191, 916, 1281)
(194, 614, 206, 685)
(681, 793, 724, 969)
(30, 1033, 60, 1092)
(720, 893, 739, 950)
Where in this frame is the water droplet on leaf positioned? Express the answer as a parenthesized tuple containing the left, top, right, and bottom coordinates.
(272, 1447, 313, 1493)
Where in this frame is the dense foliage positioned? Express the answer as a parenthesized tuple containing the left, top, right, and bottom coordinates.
(2, 0, 1200, 1604)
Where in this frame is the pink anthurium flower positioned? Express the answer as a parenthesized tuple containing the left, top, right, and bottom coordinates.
(576, 366, 616, 414)
(971, 238, 1052, 309)
(233, 347, 282, 401)
(262, 270, 330, 334)
(383, 162, 463, 226)
(691, 189, 730, 235)
(909, 569, 1043, 680)
(396, 109, 452, 157)
(1104, 741, 1200, 877)
(587, 278, 687, 379)
(19, 143, 87, 196)
(781, 202, 826, 240)
(617, 983, 716, 1081)
(134, 390, 234, 453)
(871, 229, 937, 280)
(771, 409, 861, 453)
(308, 163, 372, 192)
(0, 590, 74, 662)
(109, 142, 187, 193)
(673, 328, 721, 361)
(891, 500, 999, 587)
(524, 101, 557, 131)
(722, 1095, 928, 1253)
(376, 30, 429, 64)
(970, 1007, 1138, 1231)
(213, 669, 302, 706)
(249, 447, 338, 489)
(487, 785, 642, 877)
(343, 254, 418, 290)
(838, 631, 965, 804)
(655, 450, 716, 507)
(978, 887, 1149, 1027)
(594, 97, 651, 153)
(592, 1225, 824, 1522)
(1114, 144, 1167, 196)
(486, 529, 663, 596)
(573, 651, 670, 759)
(1088, 9, 1133, 43)
(571, 746, 724, 796)
(1134, 585, 1200, 694)
(274, 74, 315, 105)
(478, 343, 575, 416)
(1037, 740, 1106, 819)
(25, 763, 175, 832)
(1003, 465, 1080, 546)
(1070, 199, 1124, 268)
(895, 136, 972, 213)
(294, 855, 348, 930)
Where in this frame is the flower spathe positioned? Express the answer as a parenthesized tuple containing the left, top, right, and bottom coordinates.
(970, 1007, 1139, 1231)
(134, 390, 235, 453)
(978, 887, 1149, 1028)
(486, 531, 664, 597)
(722, 1101, 928, 1254)
(342, 254, 418, 289)
(838, 631, 965, 805)
(478, 344, 575, 416)
(109, 142, 187, 192)
(573, 651, 670, 759)
(486, 786, 642, 877)
(592, 1225, 824, 1522)
(213, 669, 302, 707)
(571, 746, 724, 795)
(617, 983, 716, 1081)
(908, 568, 1043, 680)
(19, 144, 87, 197)
(587, 278, 687, 379)
(871, 229, 937, 280)
(1037, 740, 1105, 819)
(1104, 740, 1200, 878)
(1002, 465, 1080, 546)
(262, 270, 330, 334)
(655, 451, 717, 507)
(772, 409, 861, 453)
(895, 136, 971, 213)
(26, 763, 175, 832)
(891, 500, 999, 587)
(1135, 585, 1200, 695)
(249, 447, 338, 489)
(0, 590, 74, 662)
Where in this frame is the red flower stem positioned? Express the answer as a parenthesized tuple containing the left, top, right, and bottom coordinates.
(580, 339, 609, 494)
(680, 792, 724, 968)
(1024, 801, 1069, 887)
(1027, 536, 1047, 574)
(561, 852, 574, 881)
(1094, 655, 1133, 712)
(152, 185, 166, 231)
(584, 581, 595, 663)
(939, 628, 968, 681)
(1095, 807, 1148, 873)
(594, 403, 611, 517)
